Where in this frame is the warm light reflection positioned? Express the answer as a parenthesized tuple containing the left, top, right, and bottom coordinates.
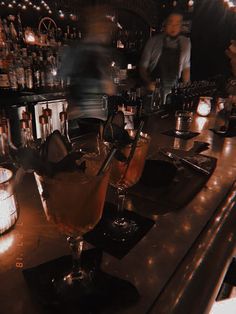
(183, 222, 191, 233)
(223, 140, 232, 156)
(195, 116, 208, 132)
(0, 234, 14, 254)
(147, 257, 154, 266)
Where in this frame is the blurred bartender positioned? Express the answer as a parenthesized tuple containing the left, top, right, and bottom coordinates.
(226, 40, 236, 77)
(140, 11, 191, 103)
(60, 5, 116, 138)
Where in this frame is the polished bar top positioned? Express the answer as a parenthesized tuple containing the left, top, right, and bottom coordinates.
(1, 112, 236, 314)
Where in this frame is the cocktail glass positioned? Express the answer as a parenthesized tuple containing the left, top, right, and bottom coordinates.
(34, 150, 110, 295)
(109, 131, 150, 241)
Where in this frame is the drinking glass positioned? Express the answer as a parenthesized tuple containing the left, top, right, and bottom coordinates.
(175, 110, 193, 135)
(109, 131, 150, 241)
(34, 148, 110, 295)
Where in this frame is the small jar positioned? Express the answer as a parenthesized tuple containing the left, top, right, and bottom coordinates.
(0, 168, 18, 234)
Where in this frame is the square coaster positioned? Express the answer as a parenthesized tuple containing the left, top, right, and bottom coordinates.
(162, 129, 200, 140)
(84, 203, 155, 259)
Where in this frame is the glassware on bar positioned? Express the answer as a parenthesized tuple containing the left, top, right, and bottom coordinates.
(109, 130, 150, 241)
(175, 110, 193, 135)
(0, 167, 18, 235)
(34, 140, 110, 295)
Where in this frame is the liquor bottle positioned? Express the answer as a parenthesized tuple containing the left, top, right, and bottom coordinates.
(43, 104, 53, 135)
(0, 113, 16, 168)
(0, 18, 6, 47)
(8, 58, 18, 91)
(39, 113, 49, 143)
(9, 21, 17, 42)
(45, 54, 54, 89)
(32, 53, 40, 89)
(20, 119, 35, 148)
(59, 104, 70, 142)
(16, 14, 24, 45)
(24, 56, 33, 90)
(0, 61, 10, 90)
(15, 55, 25, 91)
(38, 52, 45, 88)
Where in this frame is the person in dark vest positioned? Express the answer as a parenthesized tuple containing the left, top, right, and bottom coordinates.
(140, 11, 191, 104)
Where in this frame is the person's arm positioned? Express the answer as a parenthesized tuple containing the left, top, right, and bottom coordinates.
(139, 37, 156, 90)
(182, 67, 190, 83)
(181, 38, 191, 83)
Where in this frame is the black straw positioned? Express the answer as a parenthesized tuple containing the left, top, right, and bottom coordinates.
(126, 120, 145, 165)
(96, 146, 117, 176)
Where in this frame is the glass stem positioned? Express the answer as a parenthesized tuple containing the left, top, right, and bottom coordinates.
(67, 236, 83, 278)
(117, 186, 126, 218)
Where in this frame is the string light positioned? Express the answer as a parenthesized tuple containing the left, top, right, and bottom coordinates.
(1, 0, 52, 14)
(1, 0, 78, 19)
(188, 0, 194, 7)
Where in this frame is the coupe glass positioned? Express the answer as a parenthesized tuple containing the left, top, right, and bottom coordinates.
(34, 147, 110, 295)
(109, 131, 150, 241)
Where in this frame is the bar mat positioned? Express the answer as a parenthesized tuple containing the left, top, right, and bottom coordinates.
(210, 128, 236, 138)
(84, 202, 155, 259)
(162, 129, 200, 140)
(23, 249, 139, 314)
(129, 150, 217, 214)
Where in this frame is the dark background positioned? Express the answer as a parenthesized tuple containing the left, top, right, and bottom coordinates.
(1, 0, 236, 80)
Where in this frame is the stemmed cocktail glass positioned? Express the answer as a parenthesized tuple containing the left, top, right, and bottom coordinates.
(34, 143, 110, 295)
(109, 130, 150, 241)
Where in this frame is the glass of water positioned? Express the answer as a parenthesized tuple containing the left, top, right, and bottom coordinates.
(175, 110, 193, 135)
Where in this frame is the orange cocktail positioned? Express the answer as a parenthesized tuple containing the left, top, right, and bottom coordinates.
(110, 133, 150, 189)
(35, 153, 110, 237)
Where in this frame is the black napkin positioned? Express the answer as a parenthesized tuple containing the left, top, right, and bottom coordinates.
(84, 203, 155, 259)
(162, 129, 200, 140)
(210, 128, 236, 138)
(23, 249, 139, 314)
(130, 153, 217, 214)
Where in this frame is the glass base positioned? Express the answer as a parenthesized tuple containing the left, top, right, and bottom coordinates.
(52, 268, 95, 298)
(107, 218, 138, 242)
(175, 130, 190, 136)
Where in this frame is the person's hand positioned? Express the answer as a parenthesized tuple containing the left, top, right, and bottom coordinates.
(146, 81, 156, 92)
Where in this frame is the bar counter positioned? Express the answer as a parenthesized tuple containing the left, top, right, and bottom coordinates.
(1, 111, 236, 314)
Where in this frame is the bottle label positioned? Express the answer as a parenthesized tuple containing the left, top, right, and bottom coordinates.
(16, 67, 25, 87)
(25, 69, 33, 89)
(34, 70, 40, 88)
(8, 70, 18, 90)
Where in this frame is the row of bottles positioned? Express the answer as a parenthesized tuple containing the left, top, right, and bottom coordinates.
(166, 80, 217, 110)
(113, 30, 145, 51)
(0, 44, 68, 91)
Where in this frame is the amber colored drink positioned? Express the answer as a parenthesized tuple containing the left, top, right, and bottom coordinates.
(35, 163, 110, 236)
(110, 134, 150, 188)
